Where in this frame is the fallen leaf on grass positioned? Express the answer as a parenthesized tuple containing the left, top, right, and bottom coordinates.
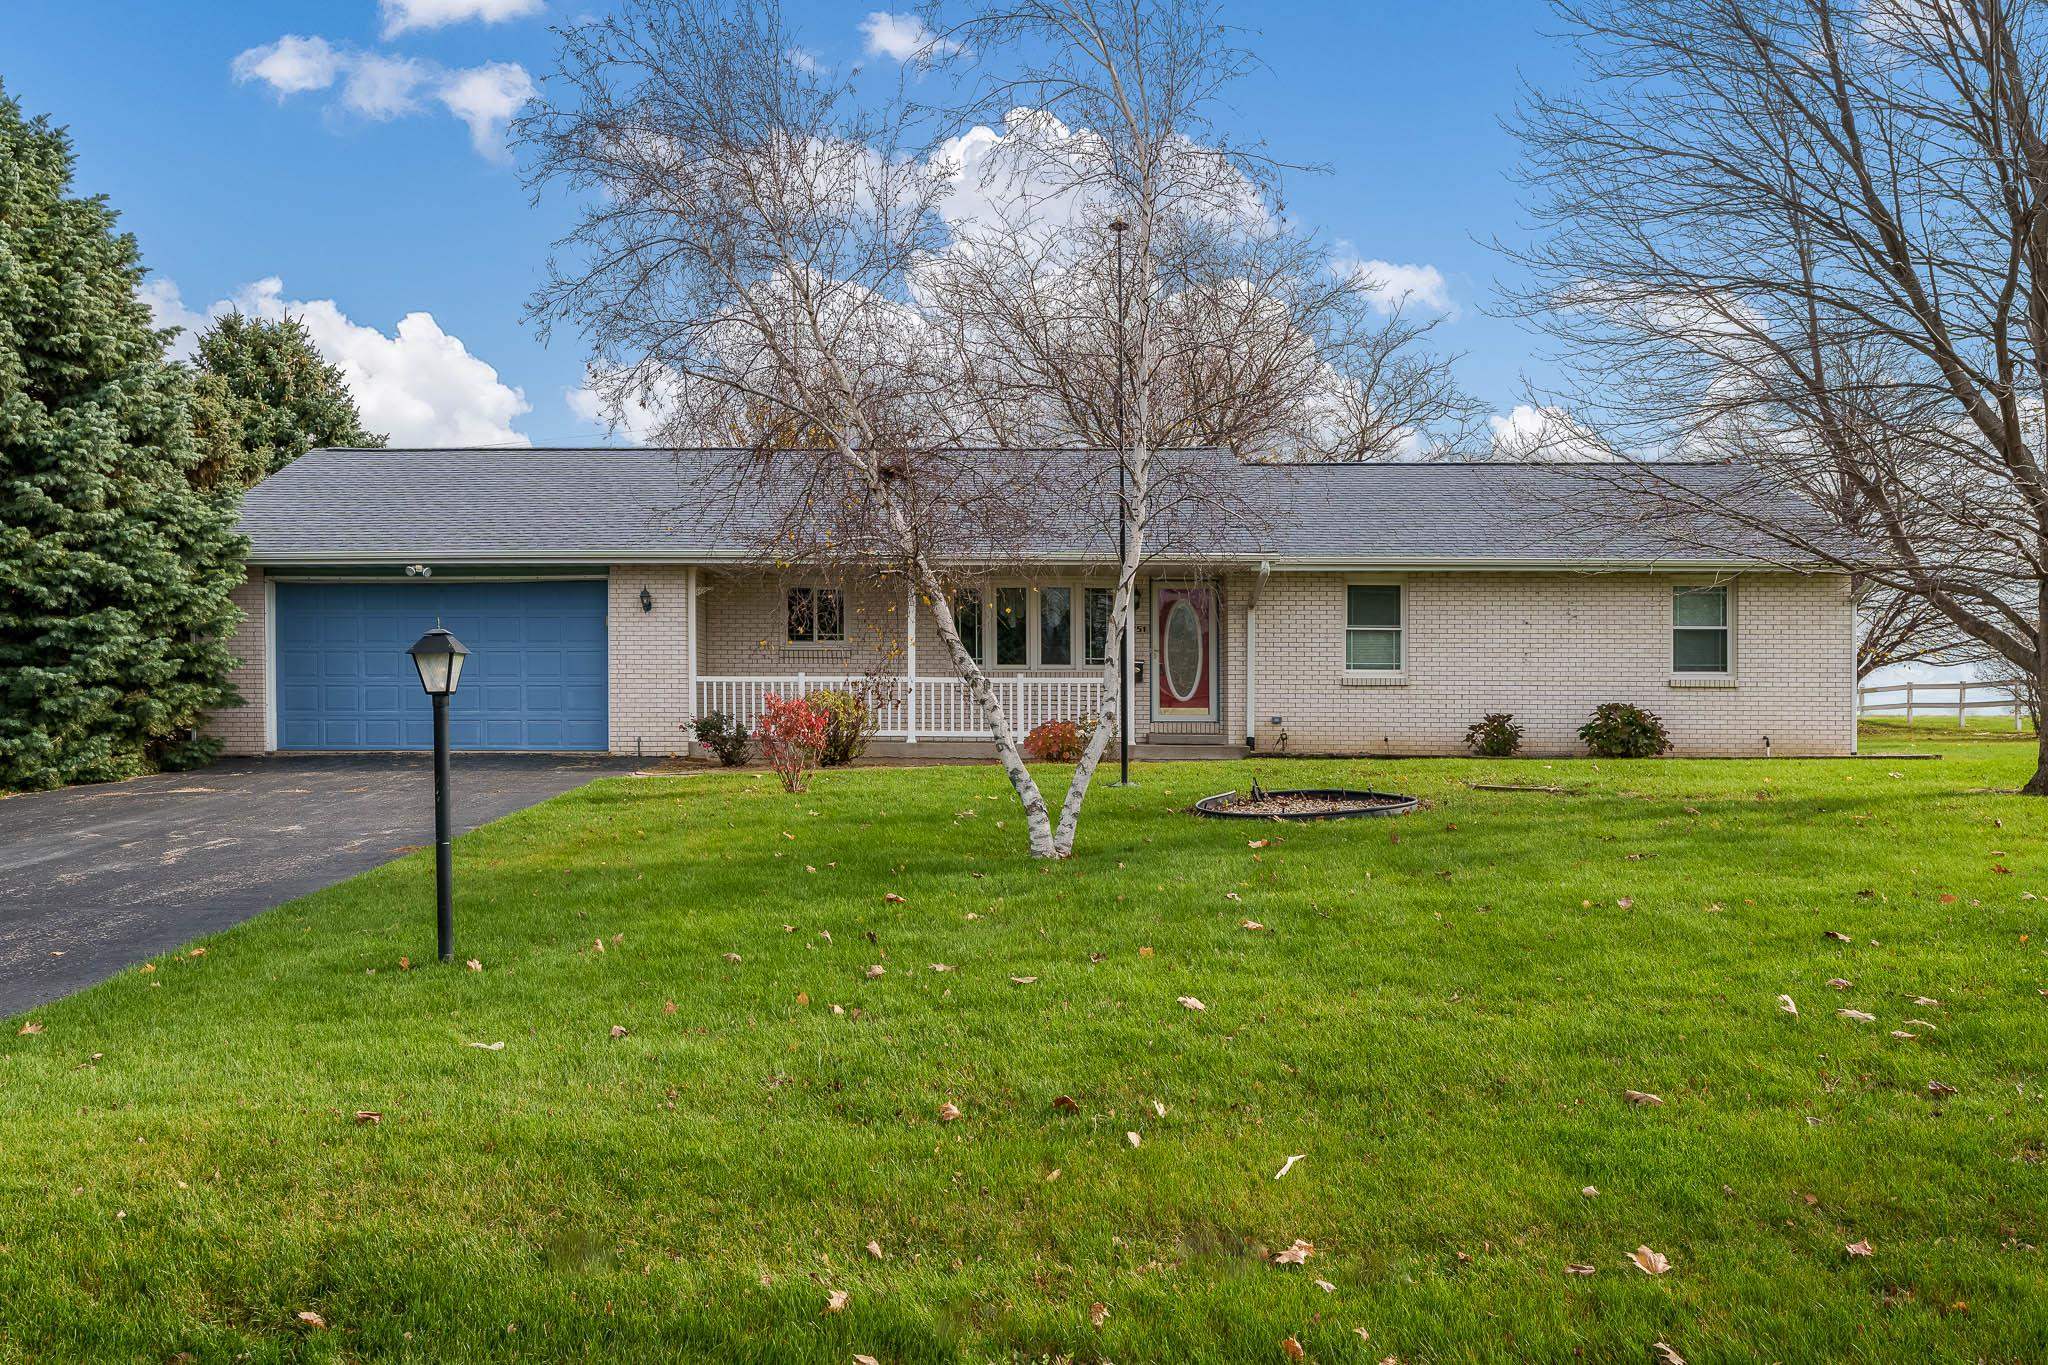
(1138, 946, 1153, 957)
(1911, 995, 1941, 1007)
(1152, 1100, 1167, 1118)
(1927, 1080, 1958, 1097)
(854, 1356, 880, 1365)
(352, 1111, 382, 1125)
(824, 1289, 849, 1315)
(1826, 978, 1852, 990)
(1314, 1278, 1335, 1293)
(1275, 1153, 1306, 1180)
(188, 947, 206, 958)
(1010, 975, 1038, 985)
(938, 1102, 962, 1123)
(1837, 1009, 1876, 1023)
(609, 1025, 630, 1038)
(1652, 1344, 1686, 1365)
(296, 1311, 327, 1329)
(929, 963, 954, 972)
(1903, 1018, 1937, 1030)
(1224, 892, 1242, 903)
(1281, 1336, 1305, 1360)
(1272, 1239, 1316, 1266)
(593, 938, 605, 953)
(1177, 996, 1206, 1011)
(466, 958, 483, 972)
(1629, 1245, 1671, 1275)
(884, 893, 907, 904)
(1090, 1301, 1110, 1328)
(1623, 1090, 1663, 1106)
(1824, 930, 1852, 943)
(1247, 839, 1269, 848)
(1052, 1095, 1081, 1113)
(17, 1022, 42, 1036)
(1565, 1263, 1596, 1276)
(866, 965, 886, 979)
(722, 953, 743, 965)
(1241, 920, 1267, 931)
(1891, 1030, 1917, 1040)
(1582, 1186, 1599, 1198)
(1616, 897, 1634, 909)
(665, 999, 679, 1014)
(866, 1240, 884, 1260)
(1125, 1131, 1141, 1149)
(1777, 995, 1798, 1016)
(1846, 1239, 1873, 1257)
(467, 1041, 504, 1051)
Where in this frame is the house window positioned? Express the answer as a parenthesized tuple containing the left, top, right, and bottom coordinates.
(786, 586, 844, 643)
(953, 589, 983, 664)
(995, 586, 1028, 666)
(1345, 584, 1402, 670)
(1084, 587, 1114, 665)
(1039, 587, 1073, 667)
(1673, 585, 1730, 673)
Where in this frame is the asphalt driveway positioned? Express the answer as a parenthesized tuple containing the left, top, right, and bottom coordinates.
(0, 753, 640, 1016)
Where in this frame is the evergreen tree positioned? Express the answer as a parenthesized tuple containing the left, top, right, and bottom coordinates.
(0, 84, 244, 789)
(186, 311, 383, 495)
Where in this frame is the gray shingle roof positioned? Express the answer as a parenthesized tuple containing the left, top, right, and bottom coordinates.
(236, 446, 1831, 567)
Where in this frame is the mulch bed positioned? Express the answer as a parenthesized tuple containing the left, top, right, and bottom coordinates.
(1203, 791, 1410, 817)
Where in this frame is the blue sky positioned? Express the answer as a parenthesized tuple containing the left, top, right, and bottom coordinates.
(5, 1, 1583, 448)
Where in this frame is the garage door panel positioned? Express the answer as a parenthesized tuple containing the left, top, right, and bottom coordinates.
(276, 581, 609, 752)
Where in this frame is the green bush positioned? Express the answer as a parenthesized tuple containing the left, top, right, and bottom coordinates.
(1464, 712, 1524, 757)
(1577, 702, 1673, 758)
(811, 687, 879, 767)
(688, 710, 751, 766)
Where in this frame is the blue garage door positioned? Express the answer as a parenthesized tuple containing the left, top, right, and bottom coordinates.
(276, 581, 609, 751)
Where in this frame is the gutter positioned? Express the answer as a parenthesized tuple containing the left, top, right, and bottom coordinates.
(243, 549, 1842, 573)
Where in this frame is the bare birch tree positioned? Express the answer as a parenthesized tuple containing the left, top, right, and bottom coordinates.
(518, 0, 1090, 853)
(1506, 0, 2048, 794)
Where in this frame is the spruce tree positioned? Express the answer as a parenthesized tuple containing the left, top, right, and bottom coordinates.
(0, 84, 244, 789)
(187, 311, 384, 495)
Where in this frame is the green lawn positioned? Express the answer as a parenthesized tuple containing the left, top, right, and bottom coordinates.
(1860, 713, 2037, 741)
(4, 748, 2046, 1363)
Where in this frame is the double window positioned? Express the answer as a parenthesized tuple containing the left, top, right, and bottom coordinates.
(1673, 585, 1731, 673)
(785, 586, 844, 644)
(1345, 584, 1403, 671)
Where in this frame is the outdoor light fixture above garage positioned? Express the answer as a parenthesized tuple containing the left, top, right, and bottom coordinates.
(640, 586, 654, 612)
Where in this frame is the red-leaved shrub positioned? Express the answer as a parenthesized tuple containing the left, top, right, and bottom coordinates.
(755, 693, 830, 792)
(1022, 718, 1088, 762)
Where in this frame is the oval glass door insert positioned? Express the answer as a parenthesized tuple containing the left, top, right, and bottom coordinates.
(1163, 598, 1203, 702)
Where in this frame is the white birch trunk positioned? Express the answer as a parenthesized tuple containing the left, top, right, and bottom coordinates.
(915, 561, 1058, 857)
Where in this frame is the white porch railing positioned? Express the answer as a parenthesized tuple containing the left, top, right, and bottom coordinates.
(1858, 679, 2032, 729)
(695, 674, 1110, 742)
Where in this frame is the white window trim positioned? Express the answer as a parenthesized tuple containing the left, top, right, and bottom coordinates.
(1668, 579, 1737, 684)
(1341, 577, 1407, 683)
(784, 584, 847, 648)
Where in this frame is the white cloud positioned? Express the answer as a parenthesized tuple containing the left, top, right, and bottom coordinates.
(343, 54, 434, 119)
(1350, 259, 1453, 316)
(141, 277, 530, 447)
(231, 35, 344, 95)
(860, 11, 959, 62)
(1488, 404, 1614, 462)
(379, 0, 545, 38)
(231, 36, 532, 160)
(786, 45, 824, 74)
(435, 62, 536, 159)
(567, 368, 680, 444)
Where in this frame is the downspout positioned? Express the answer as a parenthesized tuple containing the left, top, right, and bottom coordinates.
(1245, 560, 1269, 749)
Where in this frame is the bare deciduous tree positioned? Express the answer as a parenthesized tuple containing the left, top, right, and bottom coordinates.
(1506, 0, 2048, 793)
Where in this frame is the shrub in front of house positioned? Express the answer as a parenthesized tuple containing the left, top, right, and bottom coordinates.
(1464, 712, 1524, 757)
(755, 694, 831, 792)
(1578, 702, 1673, 758)
(812, 686, 879, 767)
(689, 710, 752, 767)
(1022, 717, 1100, 763)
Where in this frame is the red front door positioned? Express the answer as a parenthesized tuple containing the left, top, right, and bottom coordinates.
(1154, 585, 1215, 719)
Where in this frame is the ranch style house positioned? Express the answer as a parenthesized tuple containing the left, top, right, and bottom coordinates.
(206, 446, 1859, 759)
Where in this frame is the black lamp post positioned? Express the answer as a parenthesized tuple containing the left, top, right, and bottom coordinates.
(1110, 216, 1133, 786)
(407, 626, 469, 963)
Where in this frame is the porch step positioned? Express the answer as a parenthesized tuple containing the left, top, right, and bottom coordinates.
(1144, 731, 1235, 745)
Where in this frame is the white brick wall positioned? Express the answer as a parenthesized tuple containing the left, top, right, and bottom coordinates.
(1245, 569, 1855, 756)
(205, 568, 269, 756)
(608, 565, 696, 756)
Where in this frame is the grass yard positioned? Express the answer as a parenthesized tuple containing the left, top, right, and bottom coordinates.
(3, 746, 2046, 1363)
